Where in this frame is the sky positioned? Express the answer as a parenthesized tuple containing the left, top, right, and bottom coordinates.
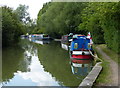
(0, 0, 51, 19)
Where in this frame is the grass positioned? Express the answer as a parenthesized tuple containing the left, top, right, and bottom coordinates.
(93, 44, 112, 86)
(94, 60, 111, 86)
(98, 44, 119, 64)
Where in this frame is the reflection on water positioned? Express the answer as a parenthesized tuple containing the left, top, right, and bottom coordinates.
(60, 43, 94, 77)
(61, 43, 69, 51)
(2, 39, 94, 87)
(2, 46, 25, 83)
(2, 40, 60, 86)
(71, 60, 93, 76)
(0, 82, 1, 87)
(29, 38, 50, 45)
(9, 53, 59, 86)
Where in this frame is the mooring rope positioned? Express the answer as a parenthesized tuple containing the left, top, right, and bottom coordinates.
(88, 49, 103, 62)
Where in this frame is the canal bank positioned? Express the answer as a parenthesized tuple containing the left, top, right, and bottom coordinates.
(78, 44, 119, 87)
(93, 44, 119, 86)
(78, 50, 103, 87)
(60, 38, 100, 87)
(78, 62, 102, 87)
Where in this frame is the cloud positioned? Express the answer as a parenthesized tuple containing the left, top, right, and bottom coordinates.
(14, 55, 59, 86)
(0, 0, 51, 19)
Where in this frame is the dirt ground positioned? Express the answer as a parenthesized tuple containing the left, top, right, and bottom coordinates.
(96, 46, 118, 86)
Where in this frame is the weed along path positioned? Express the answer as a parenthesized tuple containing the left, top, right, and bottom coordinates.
(95, 46, 118, 86)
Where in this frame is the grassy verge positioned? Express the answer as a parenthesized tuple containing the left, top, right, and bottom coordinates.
(93, 44, 111, 86)
(98, 44, 119, 64)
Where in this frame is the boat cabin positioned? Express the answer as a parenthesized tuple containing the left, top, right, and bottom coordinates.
(61, 33, 73, 44)
(30, 34, 50, 40)
(70, 35, 93, 51)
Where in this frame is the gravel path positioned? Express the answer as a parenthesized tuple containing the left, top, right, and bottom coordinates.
(96, 46, 118, 86)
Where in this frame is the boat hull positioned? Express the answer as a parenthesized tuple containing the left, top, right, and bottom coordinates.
(71, 59, 93, 63)
(71, 55, 93, 59)
(69, 50, 94, 61)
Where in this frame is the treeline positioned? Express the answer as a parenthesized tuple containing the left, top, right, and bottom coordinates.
(36, 2, 120, 53)
(2, 6, 23, 47)
(2, 5, 36, 47)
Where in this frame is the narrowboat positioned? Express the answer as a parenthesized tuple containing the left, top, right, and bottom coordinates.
(21, 35, 29, 39)
(70, 34, 94, 62)
(30, 34, 50, 40)
(61, 33, 73, 45)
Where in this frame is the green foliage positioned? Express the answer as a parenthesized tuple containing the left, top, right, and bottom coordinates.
(36, 2, 120, 53)
(14, 4, 35, 34)
(2, 4, 35, 47)
(14, 4, 30, 24)
(79, 2, 120, 53)
(2, 6, 24, 47)
(37, 2, 87, 38)
(79, 3, 105, 44)
(26, 19, 37, 34)
(101, 2, 120, 53)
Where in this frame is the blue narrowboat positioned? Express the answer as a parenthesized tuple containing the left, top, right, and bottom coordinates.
(70, 34, 94, 61)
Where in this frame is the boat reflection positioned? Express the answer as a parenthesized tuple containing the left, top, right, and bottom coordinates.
(29, 39, 50, 45)
(70, 60, 93, 76)
(61, 43, 69, 51)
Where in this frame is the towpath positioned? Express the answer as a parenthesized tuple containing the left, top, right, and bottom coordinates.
(95, 46, 118, 86)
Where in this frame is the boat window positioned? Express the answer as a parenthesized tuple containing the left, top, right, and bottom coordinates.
(88, 43, 91, 49)
(74, 43, 78, 49)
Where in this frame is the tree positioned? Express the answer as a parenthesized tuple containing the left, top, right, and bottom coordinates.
(14, 4, 36, 34)
(14, 4, 30, 24)
(36, 2, 120, 53)
(37, 2, 87, 38)
(78, 2, 120, 53)
(2, 6, 24, 47)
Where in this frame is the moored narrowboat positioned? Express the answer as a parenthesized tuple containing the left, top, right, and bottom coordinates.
(29, 34, 50, 40)
(70, 34, 94, 62)
(61, 33, 73, 45)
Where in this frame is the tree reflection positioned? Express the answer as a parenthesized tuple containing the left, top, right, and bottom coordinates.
(37, 41, 86, 87)
(2, 46, 25, 82)
(2, 40, 35, 83)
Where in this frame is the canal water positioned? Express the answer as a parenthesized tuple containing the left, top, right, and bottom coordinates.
(2, 39, 94, 87)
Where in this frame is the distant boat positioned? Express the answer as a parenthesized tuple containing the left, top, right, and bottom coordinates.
(34, 40, 50, 45)
(29, 38, 50, 45)
(61, 33, 73, 45)
(70, 34, 94, 62)
(29, 34, 51, 40)
(21, 35, 29, 39)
